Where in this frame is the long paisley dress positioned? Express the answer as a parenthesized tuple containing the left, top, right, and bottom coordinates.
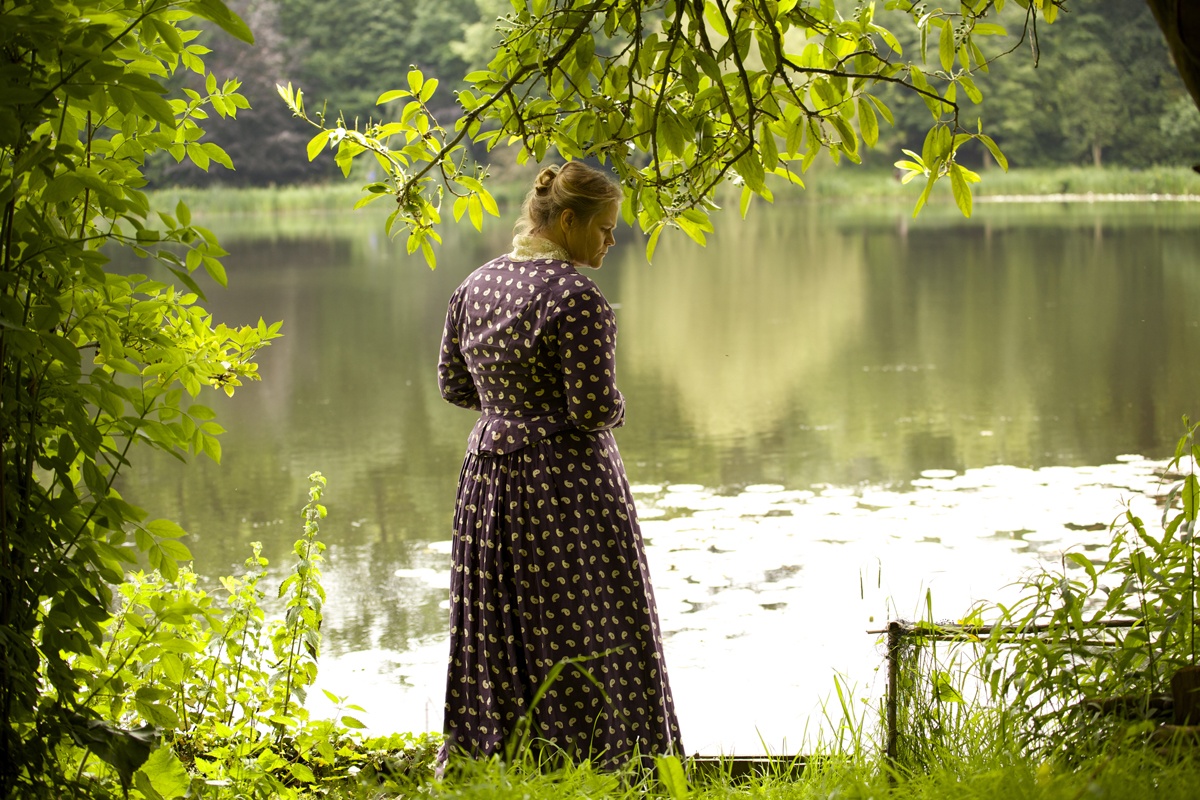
(437, 236, 683, 766)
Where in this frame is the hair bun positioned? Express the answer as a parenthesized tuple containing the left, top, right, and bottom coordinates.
(533, 165, 559, 196)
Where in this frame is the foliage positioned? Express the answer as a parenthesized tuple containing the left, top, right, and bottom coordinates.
(886, 419, 1200, 767)
(278, 0, 482, 122)
(873, 0, 1193, 170)
(281, 0, 1079, 267)
(0, 0, 287, 793)
(106, 0, 1193, 190)
(979, 0, 1189, 169)
(56, 472, 440, 798)
(152, 0, 333, 187)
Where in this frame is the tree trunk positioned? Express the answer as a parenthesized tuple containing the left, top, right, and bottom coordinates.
(1144, 0, 1200, 112)
(1092, 142, 1103, 168)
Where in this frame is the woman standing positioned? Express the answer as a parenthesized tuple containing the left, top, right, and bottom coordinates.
(437, 162, 683, 767)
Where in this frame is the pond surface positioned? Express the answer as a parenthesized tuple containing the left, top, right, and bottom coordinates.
(120, 197, 1200, 754)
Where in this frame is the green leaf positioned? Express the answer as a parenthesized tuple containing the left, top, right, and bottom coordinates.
(655, 754, 692, 799)
(306, 131, 328, 161)
(645, 224, 664, 264)
(146, 519, 187, 539)
(736, 149, 766, 193)
(468, 194, 483, 231)
(289, 763, 316, 783)
(977, 133, 1009, 171)
(913, 171, 937, 217)
(1184, 474, 1199, 522)
(407, 68, 424, 95)
(184, 0, 254, 44)
(938, 19, 955, 72)
(576, 34, 595, 70)
(132, 90, 178, 130)
(972, 22, 1007, 36)
(658, 114, 686, 159)
(867, 93, 895, 125)
(759, 119, 778, 171)
(419, 78, 439, 104)
(675, 209, 712, 246)
(377, 89, 411, 105)
(959, 74, 982, 104)
(703, 1, 728, 36)
(150, 18, 185, 53)
(186, 143, 210, 171)
(479, 189, 499, 217)
(136, 748, 190, 800)
(202, 257, 227, 287)
(201, 142, 233, 170)
(857, 97, 878, 147)
(1066, 552, 1098, 584)
(949, 162, 973, 217)
(909, 67, 943, 119)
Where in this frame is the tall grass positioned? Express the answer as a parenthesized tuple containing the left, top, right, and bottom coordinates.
(149, 166, 1199, 221)
(387, 745, 1200, 800)
(794, 164, 1200, 201)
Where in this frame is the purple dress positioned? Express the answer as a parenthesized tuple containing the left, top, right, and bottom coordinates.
(437, 250, 683, 765)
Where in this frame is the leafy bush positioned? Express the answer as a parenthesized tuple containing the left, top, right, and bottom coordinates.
(0, 0, 290, 792)
(888, 419, 1200, 768)
(59, 472, 439, 798)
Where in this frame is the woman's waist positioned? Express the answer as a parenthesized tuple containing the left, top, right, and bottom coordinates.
(468, 411, 576, 455)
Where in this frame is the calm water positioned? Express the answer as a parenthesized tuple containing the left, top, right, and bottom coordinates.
(121, 198, 1200, 754)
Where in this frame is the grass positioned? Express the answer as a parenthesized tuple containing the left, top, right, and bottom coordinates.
(147, 165, 1200, 221)
(792, 163, 1200, 201)
(365, 745, 1200, 800)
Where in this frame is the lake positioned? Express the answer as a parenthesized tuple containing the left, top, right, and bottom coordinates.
(120, 196, 1200, 755)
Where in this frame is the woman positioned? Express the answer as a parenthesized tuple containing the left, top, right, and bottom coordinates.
(437, 162, 683, 767)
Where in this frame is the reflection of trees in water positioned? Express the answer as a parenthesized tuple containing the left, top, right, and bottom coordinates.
(617, 207, 867, 443)
(614, 203, 1200, 487)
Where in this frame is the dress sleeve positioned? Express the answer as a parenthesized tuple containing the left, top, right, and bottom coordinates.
(557, 284, 625, 431)
(438, 293, 481, 411)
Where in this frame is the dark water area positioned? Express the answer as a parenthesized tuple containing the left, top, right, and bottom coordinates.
(115, 198, 1200, 752)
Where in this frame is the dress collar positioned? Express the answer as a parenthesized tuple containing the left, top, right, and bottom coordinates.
(509, 234, 571, 263)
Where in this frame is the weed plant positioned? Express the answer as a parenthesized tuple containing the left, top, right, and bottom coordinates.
(873, 417, 1200, 785)
(48, 473, 438, 798)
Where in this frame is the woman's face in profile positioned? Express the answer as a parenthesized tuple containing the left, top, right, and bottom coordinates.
(566, 200, 619, 269)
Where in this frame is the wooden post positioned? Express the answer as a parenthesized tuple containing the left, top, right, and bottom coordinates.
(885, 621, 902, 774)
(1172, 666, 1200, 725)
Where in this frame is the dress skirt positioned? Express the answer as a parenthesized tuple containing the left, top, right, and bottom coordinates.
(443, 429, 683, 766)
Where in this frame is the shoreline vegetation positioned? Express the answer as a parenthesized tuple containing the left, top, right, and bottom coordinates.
(149, 165, 1200, 218)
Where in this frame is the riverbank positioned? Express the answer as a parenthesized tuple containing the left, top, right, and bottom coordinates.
(148, 165, 1200, 218)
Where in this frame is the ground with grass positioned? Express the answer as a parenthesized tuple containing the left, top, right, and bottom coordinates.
(372, 748, 1200, 800)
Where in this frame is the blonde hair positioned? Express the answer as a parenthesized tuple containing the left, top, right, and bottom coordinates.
(514, 162, 622, 235)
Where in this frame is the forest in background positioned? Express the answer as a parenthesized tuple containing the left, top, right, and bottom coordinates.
(157, 0, 1200, 189)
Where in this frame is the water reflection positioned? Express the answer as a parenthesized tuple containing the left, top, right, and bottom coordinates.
(116, 199, 1200, 753)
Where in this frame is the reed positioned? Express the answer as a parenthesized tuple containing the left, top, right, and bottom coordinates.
(148, 166, 1199, 222)
(793, 164, 1200, 201)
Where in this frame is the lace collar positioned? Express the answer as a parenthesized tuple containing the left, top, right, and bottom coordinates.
(509, 234, 571, 263)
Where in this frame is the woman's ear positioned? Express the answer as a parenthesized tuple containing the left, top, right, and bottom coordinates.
(559, 209, 576, 230)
